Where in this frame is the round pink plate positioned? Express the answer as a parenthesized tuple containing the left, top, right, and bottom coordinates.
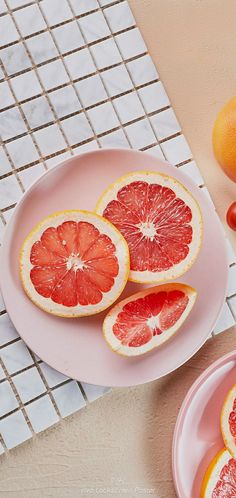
(172, 351, 236, 497)
(0, 149, 228, 386)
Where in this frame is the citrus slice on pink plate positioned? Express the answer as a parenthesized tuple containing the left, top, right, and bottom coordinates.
(221, 385, 236, 458)
(96, 171, 203, 283)
(20, 210, 129, 317)
(201, 448, 236, 498)
(103, 283, 197, 356)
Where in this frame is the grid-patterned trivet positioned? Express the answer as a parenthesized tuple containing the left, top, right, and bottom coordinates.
(0, 0, 236, 454)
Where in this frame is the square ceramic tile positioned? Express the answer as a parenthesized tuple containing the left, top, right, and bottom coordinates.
(0, 289, 6, 312)
(104, 1, 135, 32)
(52, 21, 84, 54)
(145, 144, 165, 160)
(81, 383, 110, 402)
(227, 264, 236, 297)
(0, 44, 31, 76)
(100, 0, 118, 5)
(79, 11, 110, 44)
(26, 32, 58, 65)
(115, 28, 147, 60)
(226, 240, 236, 266)
(179, 160, 204, 187)
(61, 114, 93, 145)
(90, 38, 122, 70)
(13, 367, 46, 403)
(40, 0, 73, 26)
(33, 124, 67, 155)
(45, 150, 72, 169)
(200, 185, 216, 209)
(150, 108, 181, 140)
(38, 60, 69, 91)
(0, 148, 12, 175)
(87, 101, 119, 134)
(19, 164, 46, 190)
(14, 5, 47, 37)
(65, 48, 96, 80)
(229, 295, 236, 319)
(0, 82, 15, 110)
(22, 96, 54, 129)
(0, 175, 22, 209)
(49, 86, 81, 118)
(101, 64, 133, 97)
(0, 313, 19, 346)
(6, 135, 39, 168)
(75, 74, 107, 108)
(127, 55, 158, 86)
(138, 82, 170, 114)
(11, 71, 41, 101)
(73, 140, 99, 156)
(39, 362, 69, 388)
(0, 381, 19, 417)
(99, 128, 129, 148)
(0, 107, 27, 141)
(214, 302, 235, 335)
(25, 395, 59, 433)
(53, 381, 86, 417)
(125, 118, 156, 149)
(8, 0, 33, 7)
(0, 0, 6, 14)
(0, 364, 6, 380)
(70, 0, 99, 15)
(0, 219, 5, 245)
(0, 410, 32, 449)
(0, 14, 19, 46)
(2, 206, 16, 224)
(0, 66, 4, 80)
(113, 92, 144, 124)
(1, 339, 34, 375)
(161, 135, 192, 165)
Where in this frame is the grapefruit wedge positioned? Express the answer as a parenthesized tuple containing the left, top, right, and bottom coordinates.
(221, 385, 236, 458)
(96, 171, 203, 283)
(201, 448, 236, 498)
(103, 283, 197, 356)
(20, 210, 129, 317)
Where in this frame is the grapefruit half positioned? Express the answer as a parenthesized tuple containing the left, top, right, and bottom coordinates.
(201, 448, 236, 498)
(20, 210, 130, 317)
(221, 385, 236, 458)
(96, 171, 203, 283)
(103, 283, 197, 356)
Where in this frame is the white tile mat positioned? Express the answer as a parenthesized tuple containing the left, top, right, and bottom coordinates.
(0, 0, 235, 453)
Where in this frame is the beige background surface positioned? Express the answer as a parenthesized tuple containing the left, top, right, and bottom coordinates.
(1, 1, 236, 497)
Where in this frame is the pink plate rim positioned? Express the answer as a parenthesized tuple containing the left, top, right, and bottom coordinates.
(172, 350, 236, 497)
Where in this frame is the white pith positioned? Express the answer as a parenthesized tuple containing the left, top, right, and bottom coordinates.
(20, 210, 129, 317)
(138, 221, 156, 240)
(96, 171, 203, 283)
(221, 385, 236, 458)
(103, 283, 197, 356)
(203, 449, 232, 498)
(147, 315, 160, 329)
(66, 254, 84, 271)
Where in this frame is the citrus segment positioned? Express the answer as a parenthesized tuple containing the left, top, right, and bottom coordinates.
(103, 283, 197, 356)
(201, 448, 236, 498)
(20, 210, 130, 317)
(221, 385, 236, 458)
(96, 171, 203, 283)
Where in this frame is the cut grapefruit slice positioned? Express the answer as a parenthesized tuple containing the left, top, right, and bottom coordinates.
(201, 448, 236, 498)
(20, 210, 129, 317)
(103, 283, 197, 356)
(96, 171, 203, 283)
(221, 385, 236, 458)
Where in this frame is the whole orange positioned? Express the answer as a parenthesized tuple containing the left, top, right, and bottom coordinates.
(213, 97, 236, 182)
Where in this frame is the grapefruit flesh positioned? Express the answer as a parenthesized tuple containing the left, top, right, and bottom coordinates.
(221, 385, 236, 458)
(103, 283, 197, 356)
(20, 210, 130, 317)
(201, 448, 236, 498)
(96, 171, 203, 283)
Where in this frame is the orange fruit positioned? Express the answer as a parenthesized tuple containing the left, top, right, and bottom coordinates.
(103, 283, 197, 356)
(221, 385, 236, 458)
(201, 448, 236, 498)
(20, 210, 129, 317)
(96, 171, 203, 284)
(213, 97, 236, 181)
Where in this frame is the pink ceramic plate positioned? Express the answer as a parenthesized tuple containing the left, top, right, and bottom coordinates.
(172, 351, 236, 497)
(0, 149, 228, 386)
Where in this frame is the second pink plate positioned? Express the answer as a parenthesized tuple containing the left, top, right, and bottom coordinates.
(0, 149, 228, 386)
(173, 351, 236, 497)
